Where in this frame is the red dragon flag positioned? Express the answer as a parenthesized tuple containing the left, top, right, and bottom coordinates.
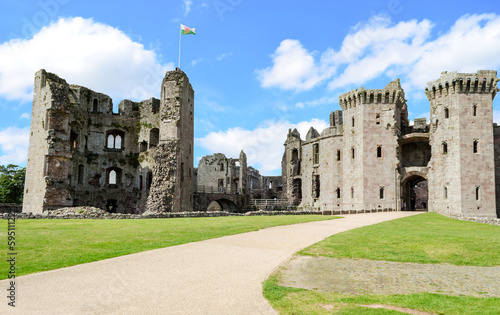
(180, 24, 196, 35)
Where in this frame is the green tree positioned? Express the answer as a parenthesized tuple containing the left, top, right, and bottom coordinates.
(0, 164, 26, 204)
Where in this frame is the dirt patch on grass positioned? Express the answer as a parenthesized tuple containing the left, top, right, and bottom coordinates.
(278, 256, 500, 297)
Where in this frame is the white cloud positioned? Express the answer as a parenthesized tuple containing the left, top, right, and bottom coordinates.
(217, 52, 232, 61)
(295, 96, 338, 108)
(257, 14, 500, 93)
(191, 57, 205, 67)
(196, 119, 328, 175)
(0, 126, 30, 165)
(0, 17, 173, 103)
(20, 113, 30, 120)
(256, 39, 327, 91)
(183, 0, 193, 16)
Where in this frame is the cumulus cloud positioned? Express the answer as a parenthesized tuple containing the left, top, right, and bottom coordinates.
(0, 126, 30, 165)
(20, 113, 30, 120)
(256, 39, 328, 91)
(196, 119, 328, 175)
(257, 14, 500, 93)
(0, 17, 173, 103)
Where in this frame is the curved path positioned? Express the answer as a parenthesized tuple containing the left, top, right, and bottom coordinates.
(1, 211, 422, 314)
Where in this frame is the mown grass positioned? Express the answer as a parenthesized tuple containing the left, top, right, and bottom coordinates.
(300, 212, 500, 266)
(0, 215, 338, 279)
(264, 275, 500, 315)
(264, 213, 500, 314)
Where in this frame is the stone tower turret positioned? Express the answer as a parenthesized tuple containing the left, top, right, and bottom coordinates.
(238, 150, 247, 195)
(339, 80, 405, 211)
(426, 70, 498, 217)
(146, 69, 194, 212)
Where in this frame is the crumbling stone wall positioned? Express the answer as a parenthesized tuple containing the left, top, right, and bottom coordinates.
(145, 142, 178, 213)
(23, 69, 194, 214)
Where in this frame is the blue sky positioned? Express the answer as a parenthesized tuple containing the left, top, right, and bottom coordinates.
(1, 0, 500, 175)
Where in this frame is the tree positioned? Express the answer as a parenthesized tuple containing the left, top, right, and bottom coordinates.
(0, 164, 26, 204)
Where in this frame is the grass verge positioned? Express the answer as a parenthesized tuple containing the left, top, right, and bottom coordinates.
(264, 213, 500, 314)
(300, 212, 500, 266)
(264, 275, 500, 315)
(1, 215, 338, 279)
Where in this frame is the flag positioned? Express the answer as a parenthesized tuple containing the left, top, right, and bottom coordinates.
(181, 24, 196, 35)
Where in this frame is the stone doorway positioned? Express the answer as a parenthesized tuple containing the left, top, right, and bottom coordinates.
(401, 176, 428, 211)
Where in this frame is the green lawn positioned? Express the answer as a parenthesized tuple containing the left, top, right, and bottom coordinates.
(264, 213, 500, 314)
(300, 212, 500, 266)
(1, 215, 338, 279)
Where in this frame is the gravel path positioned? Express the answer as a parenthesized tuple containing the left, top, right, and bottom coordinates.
(0, 211, 422, 314)
(278, 256, 500, 297)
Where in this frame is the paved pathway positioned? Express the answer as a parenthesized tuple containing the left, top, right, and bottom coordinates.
(1, 211, 422, 314)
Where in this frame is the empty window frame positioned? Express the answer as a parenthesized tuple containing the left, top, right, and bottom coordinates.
(377, 146, 382, 158)
(444, 107, 449, 119)
(442, 142, 448, 154)
(313, 143, 319, 164)
(473, 140, 479, 153)
(379, 187, 384, 199)
(106, 131, 124, 150)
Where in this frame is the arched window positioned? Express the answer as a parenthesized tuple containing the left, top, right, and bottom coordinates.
(219, 163, 224, 171)
(379, 187, 384, 199)
(106, 130, 124, 150)
(444, 187, 448, 199)
(106, 167, 122, 186)
(336, 188, 341, 199)
(442, 142, 448, 154)
(473, 104, 477, 116)
(476, 186, 480, 200)
(140, 141, 148, 152)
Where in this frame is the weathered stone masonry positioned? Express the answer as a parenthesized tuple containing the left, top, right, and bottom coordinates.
(23, 69, 193, 214)
(283, 71, 500, 218)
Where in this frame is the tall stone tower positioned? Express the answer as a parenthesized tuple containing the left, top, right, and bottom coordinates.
(282, 129, 303, 205)
(340, 80, 405, 211)
(146, 69, 194, 212)
(238, 150, 247, 195)
(23, 70, 73, 213)
(427, 71, 498, 218)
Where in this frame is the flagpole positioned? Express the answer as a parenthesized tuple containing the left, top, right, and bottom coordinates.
(178, 24, 181, 69)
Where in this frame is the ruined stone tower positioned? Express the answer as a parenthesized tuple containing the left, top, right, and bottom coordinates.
(145, 69, 194, 213)
(23, 68, 195, 214)
(426, 71, 498, 218)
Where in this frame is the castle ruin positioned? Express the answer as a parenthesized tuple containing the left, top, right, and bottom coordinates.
(22, 69, 500, 219)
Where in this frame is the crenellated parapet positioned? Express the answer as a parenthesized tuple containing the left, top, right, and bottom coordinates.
(425, 70, 499, 101)
(339, 79, 405, 110)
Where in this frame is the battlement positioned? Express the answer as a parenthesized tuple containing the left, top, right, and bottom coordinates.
(339, 79, 405, 110)
(425, 70, 499, 100)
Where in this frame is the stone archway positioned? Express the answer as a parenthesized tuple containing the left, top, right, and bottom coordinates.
(207, 199, 238, 212)
(401, 175, 428, 211)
